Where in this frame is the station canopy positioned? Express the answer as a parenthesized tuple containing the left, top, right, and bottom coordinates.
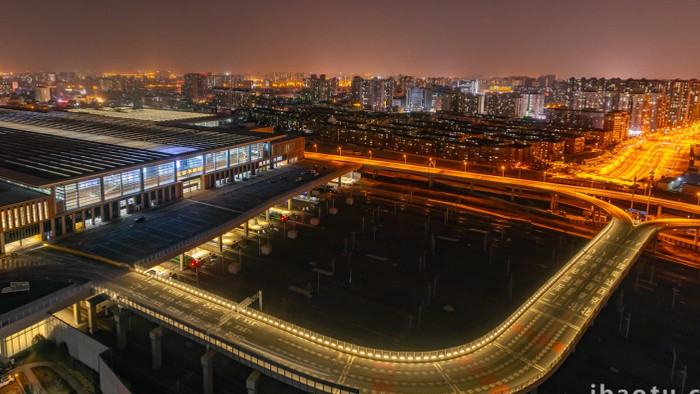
(0, 109, 265, 187)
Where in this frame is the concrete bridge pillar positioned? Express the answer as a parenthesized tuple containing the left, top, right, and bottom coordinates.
(72, 303, 82, 326)
(651, 235, 658, 253)
(510, 187, 515, 201)
(694, 229, 699, 251)
(201, 349, 217, 394)
(180, 253, 186, 271)
(337, 177, 342, 187)
(114, 311, 129, 350)
(244, 221, 249, 237)
(246, 370, 261, 394)
(657, 205, 663, 218)
(287, 199, 292, 211)
(550, 193, 559, 212)
(428, 176, 434, 188)
(86, 299, 98, 335)
(218, 235, 224, 253)
(266, 209, 270, 222)
(149, 326, 164, 370)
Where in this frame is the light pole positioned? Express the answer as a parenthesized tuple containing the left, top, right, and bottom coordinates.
(403, 154, 407, 164)
(369, 150, 372, 160)
(338, 146, 342, 156)
(543, 170, 547, 182)
(463, 160, 467, 172)
(501, 165, 505, 177)
(313, 144, 318, 153)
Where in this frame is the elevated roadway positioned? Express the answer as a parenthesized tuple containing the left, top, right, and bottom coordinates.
(8, 154, 700, 393)
(92, 155, 700, 393)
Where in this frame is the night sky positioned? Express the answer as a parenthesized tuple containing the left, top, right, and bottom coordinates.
(3, 0, 699, 78)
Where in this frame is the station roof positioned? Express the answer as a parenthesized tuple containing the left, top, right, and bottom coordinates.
(0, 181, 49, 207)
(0, 109, 281, 188)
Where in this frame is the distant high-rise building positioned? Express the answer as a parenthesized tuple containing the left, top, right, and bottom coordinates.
(603, 110, 631, 143)
(0, 79, 12, 96)
(483, 91, 517, 117)
(307, 74, 333, 102)
(666, 80, 690, 126)
(183, 73, 208, 102)
(516, 94, 546, 119)
(629, 94, 654, 133)
(34, 86, 51, 103)
(406, 87, 432, 111)
(350, 76, 366, 107)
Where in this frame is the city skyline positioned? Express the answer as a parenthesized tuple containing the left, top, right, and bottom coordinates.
(3, 0, 700, 79)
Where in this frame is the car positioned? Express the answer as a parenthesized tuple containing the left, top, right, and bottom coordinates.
(134, 216, 145, 223)
(295, 177, 303, 182)
(0, 375, 15, 388)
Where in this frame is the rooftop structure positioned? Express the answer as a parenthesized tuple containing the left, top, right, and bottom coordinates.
(68, 107, 214, 122)
(0, 108, 306, 255)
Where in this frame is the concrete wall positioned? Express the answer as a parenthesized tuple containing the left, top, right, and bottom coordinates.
(49, 316, 108, 371)
(99, 353, 132, 394)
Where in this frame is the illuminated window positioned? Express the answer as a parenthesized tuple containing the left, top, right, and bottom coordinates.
(204, 153, 216, 173)
(121, 169, 141, 196)
(158, 162, 175, 185)
(143, 165, 159, 190)
(55, 183, 78, 211)
(77, 178, 101, 207)
(215, 150, 228, 170)
(176, 156, 203, 180)
(103, 174, 122, 200)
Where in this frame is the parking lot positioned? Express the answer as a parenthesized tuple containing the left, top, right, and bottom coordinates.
(161, 174, 588, 350)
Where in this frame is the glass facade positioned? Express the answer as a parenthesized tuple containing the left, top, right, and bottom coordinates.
(250, 142, 268, 161)
(55, 183, 78, 211)
(215, 150, 228, 170)
(77, 179, 101, 207)
(103, 174, 121, 200)
(52, 142, 270, 213)
(204, 153, 216, 173)
(143, 165, 159, 190)
(157, 162, 175, 185)
(176, 156, 203, 181)
(121, 169, 141, 196)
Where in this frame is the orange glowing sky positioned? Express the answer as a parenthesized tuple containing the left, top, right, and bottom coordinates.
(2, 0, 699, 79)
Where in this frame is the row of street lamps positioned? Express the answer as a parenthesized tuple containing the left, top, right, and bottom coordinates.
(321, 143, 549, 182)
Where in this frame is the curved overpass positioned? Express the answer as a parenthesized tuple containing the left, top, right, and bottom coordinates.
(95, 155, 699, 393)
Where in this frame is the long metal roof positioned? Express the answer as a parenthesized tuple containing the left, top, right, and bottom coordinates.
(0, 109, 275, 187)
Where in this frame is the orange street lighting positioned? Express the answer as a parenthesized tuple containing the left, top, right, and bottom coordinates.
(463, 160, 467, 172)
(403, 154, 407, 164)
(338, 147, 342, 156)
(369, 150, 372, 160)
(501, 165, 505, 177)
(313, 143, 318, 153)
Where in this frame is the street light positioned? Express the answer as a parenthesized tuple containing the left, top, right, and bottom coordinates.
(463, 160, 467, 172)
(369, 150, 372, 160)
(403, 154, 407, 164)
(338, 146, 342, 156)
(543, 170, 547, 182)
(313, 144, 318, 153)
(501, 165, 505, 177)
